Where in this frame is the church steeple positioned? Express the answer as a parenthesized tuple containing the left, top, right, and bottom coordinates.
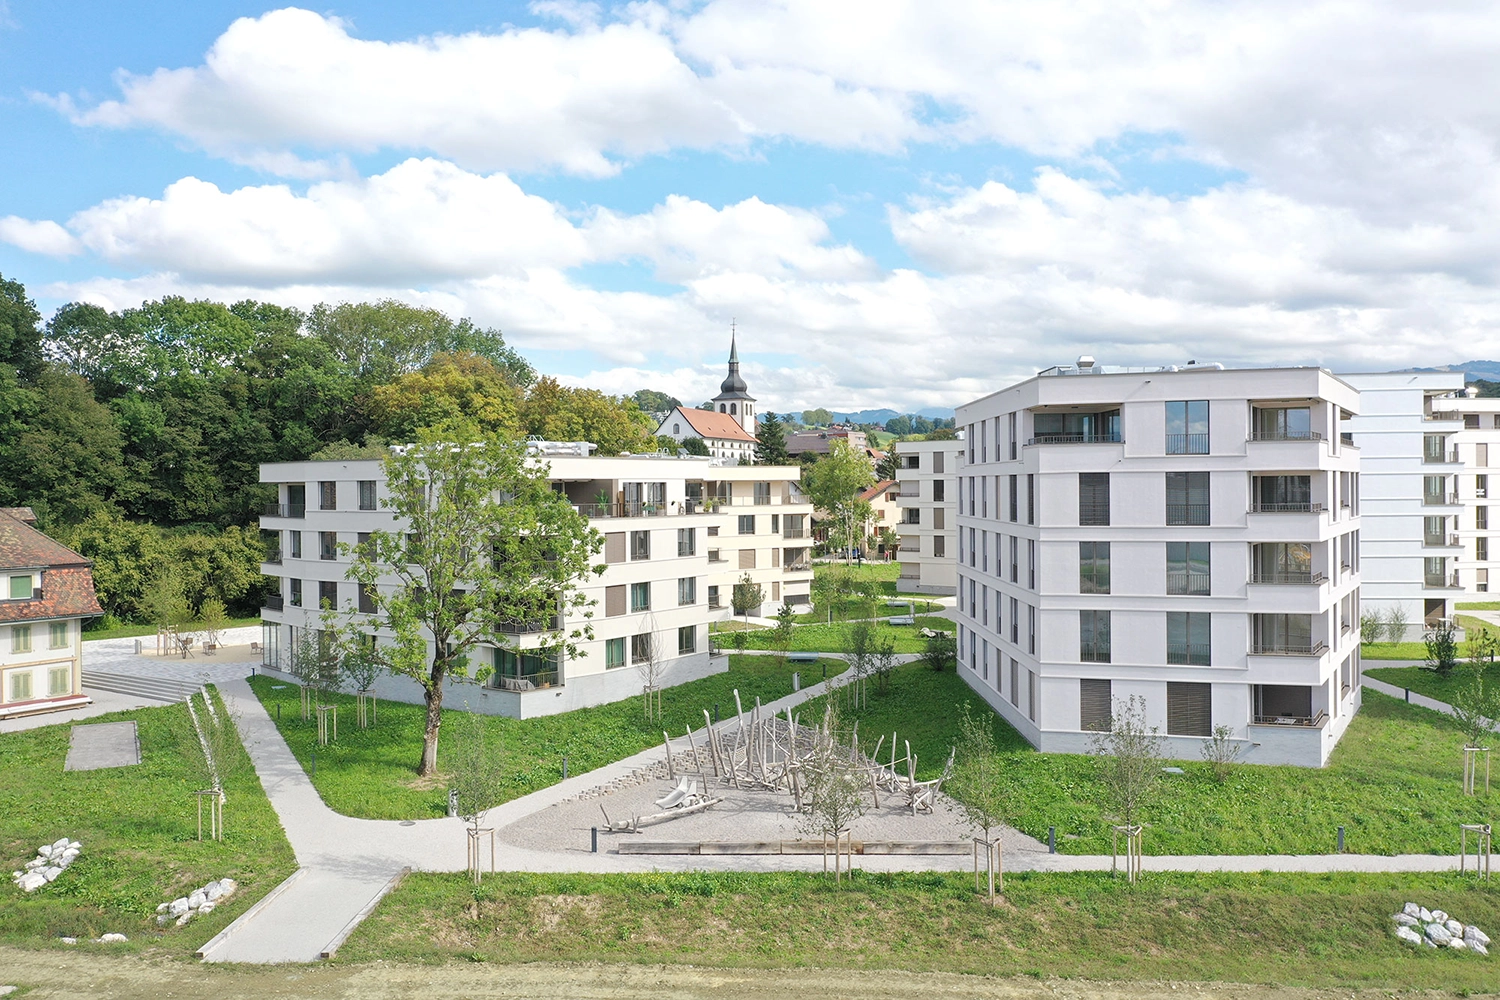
(710, 320, 756, 434)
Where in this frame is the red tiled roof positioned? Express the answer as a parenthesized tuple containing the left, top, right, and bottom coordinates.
(1, 507, 37, 524)
(858, 479, 898, 502)
(669, 407, 758, 443)
(0, 511, 102, 623)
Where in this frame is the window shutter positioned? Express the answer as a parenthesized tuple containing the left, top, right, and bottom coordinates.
(1167, 682, 1212, 736)
(1080, 679, 1112, 732)
(605, 585, 626, 617)
(739, 549, 756, 569)
(604, 532, 626, 564)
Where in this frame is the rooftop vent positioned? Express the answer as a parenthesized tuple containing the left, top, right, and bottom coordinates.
(1077, 355, 1096, 370)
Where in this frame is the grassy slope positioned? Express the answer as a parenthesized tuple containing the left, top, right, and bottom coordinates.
(1359, 642, 1429, 660)
(1366, 662, 1500, 703)
(801, 663, 1494, 855)
(733, 616, 952, 654)
(248, 654, 847, 821)
(83, 617, 261, 642)
(341, 869, 1500, 991)
(0, 696, 296, 950)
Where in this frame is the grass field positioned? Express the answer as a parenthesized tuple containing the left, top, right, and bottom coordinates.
(82, 616, 261, 642)
(731, 616, 952, 654)
(1365, 662, 1500, 704)
(340, 869, 1500, 991)
(248, 653, 848, 820)
(1359, 642, 1429, 660)
(1457, 601, 1500, 610)
(798, 662, 1492, 855)
(0, 695, 296, 950)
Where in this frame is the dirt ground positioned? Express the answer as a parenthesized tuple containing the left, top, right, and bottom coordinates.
(5, 949, 1491, 1000)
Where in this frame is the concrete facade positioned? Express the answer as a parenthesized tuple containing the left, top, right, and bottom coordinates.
(1430, 390, 1500, 597)
(894, 438, 963, 595)
(954, 362, 1364, 767)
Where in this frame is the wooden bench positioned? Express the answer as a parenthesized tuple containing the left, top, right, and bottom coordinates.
(787, 652, 819, 664)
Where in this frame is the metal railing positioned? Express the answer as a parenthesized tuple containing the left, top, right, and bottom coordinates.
(1423, 533, 1461, 547)
(1165, 433, 1210, 454)
(576, 502, 668, 519)
(262, 503, 306, 518)
(1166, 643, 1211, 665)
(1249, 571, 1327, 585)
(783, 528, 807, 539)
(1249, 429, 1323, 442)
(1249, 501, 1324, 514)
(1422, 493, 1461, 506)
(784, 563, 812, 574)
(1079, 503, 1111, 526)
(1252, 711, 1328, 728)
(1250, 641, 1328, 656)
(264, 550, 283, 565)
(1165, 502, 1210, 525)
(1029, 431, 1123, 445)
(1424, 573, 1462, 589)
(1167, 571, 1211, 595)
(495, 615, 562, 635)
(1079, 641, 1111, 663)
(263, 594, 284, 612)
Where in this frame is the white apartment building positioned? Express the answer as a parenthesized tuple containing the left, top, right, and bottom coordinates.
(1431, 388, 1500, 595)
(258, 449, 813, 718)
(894, 437, 962, 595)
(954, 361, 1363, 767)
(1340, 372, 1467, 635)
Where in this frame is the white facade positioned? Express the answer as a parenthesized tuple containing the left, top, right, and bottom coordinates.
(656, 406, 757, 466)
(894, 438, 962, 595)
(1340, 372, 1467, 635)
(258, 453, 813, 719)
(955, 363, 1363, 767)
(1430, 390, 1500, 596)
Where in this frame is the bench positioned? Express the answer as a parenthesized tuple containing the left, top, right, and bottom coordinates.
(787, 652, 819, 664)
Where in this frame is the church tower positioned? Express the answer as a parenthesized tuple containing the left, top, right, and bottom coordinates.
(710, 324, 756, 435)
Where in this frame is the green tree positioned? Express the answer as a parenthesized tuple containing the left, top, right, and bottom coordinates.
(803, 440, 875, 558)
(630, 389, 681, 415)
(755, 412, 790, 465)
(196, 595, 229, 650)
(801, 408, 833, 427)
(951, 701, 1005, 902)
(53, 510, 164, 620)
(307, 299, 533, 385)
(771, 602, 797, 664)
(43, 301, 121, 379)
(731, 572, 765, 622)
(875, 448, 899, 481)
(0, 272, 45, 381)
(368, 352, 522, 442)
(519, 376, 655, 455)
(345, 426, 602, 775)
(680, 436, 710, 457)
(1091, 695, 1163, 832)
(1426, 618, 1460, 674)
(0, 366, 125, 523)
(922, 630, 956, 672)
(884, 415, 912, 437)
(448, 709, 505, 878)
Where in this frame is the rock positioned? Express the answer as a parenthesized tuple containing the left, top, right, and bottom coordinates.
(219, 878, 238, 896)
(156, 902, 169, 914)
(1426, 923, 1453, 945)
(17, 872, 45, 892)
(156, 915, 169, 927)
(41, 866, 62, 883)
(1395, 926, 1424, 946)
(204, 881, 223, 901)
(1420, 907, 1434, 922)
(187, 890, 206, 909)
(1446, 918, 1464, 937)
(1472, 941, 1490, 957)
(67, 841, 79, 851)
(97, 933, 127, 944)
(24, 858, 43, 870)
(1393, 913, 1419, 927)
(52, 838, 69, 851)
(1403, 902, 1422, 917)
(197, 902, 215, 915)
(61, 849, 79, 862)
(174, 911, 194, 927)
(1433, 909, 1450, 923)
(0, 985, 16, 996)
(168, 897, 190, 917)
(1425, 937, 1438, 949)
(1466, 926, 1491, 947)
(1449, 937, 1468, 951)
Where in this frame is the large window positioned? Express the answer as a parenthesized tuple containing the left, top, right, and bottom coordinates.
(1250, 542, 1312, 584)
(738, 515, 755, 535)
(358, 480, 377, 510)
(289, 578, 303, 607)
(678, 625, 697, 655)
(1166, 611, 1211, 665)
(1252, 474, 1313, 512)
(1165, 400, 1209, 454)
(1080, 679, 1112, 732)
(289, 531, 302, 559)
(1079, 541, 1110, 594)
(1166, 682, 1212, 736)
(1080, 610, 1111, 663)
(677, 528, 696, 557)
(8, 574, 34, 599)
(319, 481, 337, 510)
(1079, 473, 1110, 526)
(678, 576, 697, 605)
(1252, 406, 1312, 441)
(1252, 613, 1315, 654)
(1166, 471, 1210, 525)
(1167, 541, 1211, 594)
(605, 636, 625, 669)
(1423, 434, 1449, 464)
(631, 632, 654, 663)
(1423, 475, 1449, 506)
(630, 582, 651, 613)
(1009, 476, 1018, 522)
(318, 580, 338, 609)
(1032, 408, 1121, 444)
(320, 531, 338, 560)
(631, 530, 651, 560)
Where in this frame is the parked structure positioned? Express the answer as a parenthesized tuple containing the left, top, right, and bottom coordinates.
(1340, 372, 1467, 635)
(954, 360, 1363, 766)
(894, 437, 962, 595)
(257, 450, 814, 718)
(656, 331, 758, 465)
(1430, 387, 1500, 596)
(0, 508, 100, 720)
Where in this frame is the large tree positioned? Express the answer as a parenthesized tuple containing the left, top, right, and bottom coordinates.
(0, 272, 44, 382)
(803, 439, 875, 555)
(306, 299, 534, 386)
(756, 412, 790, 465)
(346, 426, 603, 775)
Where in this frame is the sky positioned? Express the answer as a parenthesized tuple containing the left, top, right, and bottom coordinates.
(3, 1, 1500, 414)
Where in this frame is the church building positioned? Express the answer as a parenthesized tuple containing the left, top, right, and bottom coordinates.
(656, 331, 760, 465)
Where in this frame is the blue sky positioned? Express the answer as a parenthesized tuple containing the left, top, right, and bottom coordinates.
(3, 1, 1498, 412)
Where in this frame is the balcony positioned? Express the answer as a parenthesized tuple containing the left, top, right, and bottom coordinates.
(1252, 711, 1328, 728)
(1165, 433, 1210, 455)
(1422, 493, 1461, 506)
(1029, 431, 1123, 445)
(1249, 502, 1325, 514)
(1079, 642, 1111, 663)
(1250, 641, 1329, 656)
(264, 550, 283, 565)
(576, 502, 669, 519)
(495, 615, 562, 635)
(897, 486, 921, 498)
(1423, 533, 1462, 548)
(263, 594, 284, 612)
(1423, 450, 1462, 465)
(262, 503, 306, 518)
(1248, 430, 1323, 442)
(1249, 571, 1327, 586)
(1424, 572, 1463, 589)
(783, 528, 807, 539)
(1166, 643, 1212, 666)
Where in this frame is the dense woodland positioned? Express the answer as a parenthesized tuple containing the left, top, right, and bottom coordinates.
(0, 273, 658, 625)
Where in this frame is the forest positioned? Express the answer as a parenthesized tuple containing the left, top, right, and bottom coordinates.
(0, 273, 658, 626)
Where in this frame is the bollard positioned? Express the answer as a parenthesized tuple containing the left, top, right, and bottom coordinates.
(822, 663, 827, 681)
(447, 789, 459, 818)
(591, 827, 598, 853)
(714, 703, 719, 724)
(1405, 688, 1410, 703)
(277, 702, 281, 722)
(1048, 826, 1056, 854)
(311, 747, 316, 777)
(563, 755, 569, 781)
(1337, 825, 1345, 853)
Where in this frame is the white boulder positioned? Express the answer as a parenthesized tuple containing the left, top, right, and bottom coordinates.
(1420, 907, 1434, 922)
(219, 878, 238, 897)
(1472, 941, 1490, 957)
(155, 902, 169, 914)
(37, 845, 52, 859)
(41, 867, 62, 883)
(1426, 923, 1453, 945)
(187, 890, 206, 910)
(1466, 926, 1491, 947)
(174, 911, 194, 927)
(203, 881, 223, 902)
(1393, 913, 1419, 927)
(168, 897, 190, 917)
(1449, 937, 1468, 951)
(1395, 926, 1424, 946)
(1404, 902, 1421, 917)
(197, 901, 216, 915)
(58, 937, 76, 945)
(17, 872, 45, 893)
(1432, 909, 1449, 924)
(1446, 918, 1464, 936)
(96, 933, 127, 944)
(52, 838, 70, 851)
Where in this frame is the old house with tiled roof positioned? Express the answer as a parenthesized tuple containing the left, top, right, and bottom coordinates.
(0, 508, 101, 719)
(656, 332, 760, 466)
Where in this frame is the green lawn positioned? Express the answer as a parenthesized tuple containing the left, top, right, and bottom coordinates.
(247, 654, 847, 820)
(798, 662, 1495, 855)
(0, 695, 296, 950)
(340, 869, 1500, 991)
(732, 616, 951, 654)
(1360, 642, 1429, 660)
(1365, 662, 1500, 704)
(1456, 601, 1500, 610)
(83, 616, 261, 642)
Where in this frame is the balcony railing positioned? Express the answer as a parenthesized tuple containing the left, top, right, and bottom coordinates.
(784, 562, 812, 574)
(1165, 503, 1210, 524)
(783, 528, 807, 539)
(1166, 571, 1211, 596)
(1252, 711, 1328, 728)
(1249, 571, 1327, 586)
(1166, 643, 1212, 665)
(1250, 641, 1329, 656)
(1423, 451, 1460, 465)
(495, 615, 562, 635)
(1079, 641, 1112, 663)
(264, 550, 283, 565)
(1029, 431, 1123, 445)
(1249, 429, 1323, 442)
(1249, 501, 1324, 514)
(576, 502, 668, 519)
(1423, 533, 1462, 548)
(897, 487, 921, 498)
(1165, 433, 1210, 454)
(263, 594, 285, 612)
(262, 503, 306, 518)
(1424, 573, 1463, 589)
(1422, 493, 1461, 506)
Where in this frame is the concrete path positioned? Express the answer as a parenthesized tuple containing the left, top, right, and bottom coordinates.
(63, 721, 140, 770)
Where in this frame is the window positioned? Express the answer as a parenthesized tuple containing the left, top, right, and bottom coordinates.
(1166, 471, 1209, 525)
(1477, 475, 1488, 500)
(968, 477, 975, 515)
(8, 669, 32, 702)
(1080, 679, 1111, 732)
(48, 665, 71, 696)
(631, 632, 654, 663)
(12, 624, 32, 653)
(319, 481, 337, 510)
(1423, 434, 1448, 464)
(605, 637, 626, 668)
(1252, 613, 1315, 654)
(739, 548, 757, 570)
(678, 625, 697, 655)
(1009, 536, 1018, 582)
(358, 583, 377, 614)
(1009, 475, 1018, 521)
(771, 514, 780, 533)
(678, 577, 697, 605)
(1252, 406, 1312, 441)
(1167, 682, 1212, 736)
(1079, 473, 1110, 526)
(358, 480, 377, 510)
(903, 508, 921, 525)
(1027, 474, 1035, 524)
(1028, 669, 1037, 721)
(754, 482, 771, 505)
(1167, 611, 1212, 665)
(933, 480, 945, 502)
(1167, 541, 1212, 594)
(708, 585, 721, 609)
(49, 621, 68, 648)
(1423, 515, 1449, 547)
(1079, 541, 1110, 594)
(320, 531, 337, 560)
(672, 422, 680, 435)
(1250, 542, 1310, 584)
(677, 528, 695, 557)
(1032, 408, 1121, 443)
(8, 574, 33, 599)
(1009, 596, 1019, 644)
(933, 450, 945, 474)
(1481, 537, 1491, 562)
(630, 582, 651, 612)
(933, 507, 945, 530)
(1080, 610, 1110, 662)
(1009, 658, 1019, 707)
(1008, 411, 1017, 460)
(605, 585, 626, 617)
(738, 515, 755, 535)
(1423, 475, 1449, 505)
(631, 530, 651, 561)
(933, 535, 946, 558)
(289, 531, 302, 559)
(1479, 443, 1490, 468)
(1166, 400, 1210, 453)
(1252, 474, 1313, 512)
(1028, 539, 1036, 589)
(1425, 556, 1449, 588)
(605, 532, 626, 564)
(289, 578, 303, 607)
(318, 580, 338, 609)
(901, 454, 919, 469)
(1466, 413, 1482, 429)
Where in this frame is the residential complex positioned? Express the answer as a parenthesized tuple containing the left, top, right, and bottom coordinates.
(0, 508, 101, 720)
(257, 449, 813, 718)
(1340, 372, 1467, 635)
(953, 361, 1363, 766)
(894, 437, 962, 595)
(1431, 387, 1500, 596)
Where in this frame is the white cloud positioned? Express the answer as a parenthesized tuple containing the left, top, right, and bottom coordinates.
(0, 216, 81, 257)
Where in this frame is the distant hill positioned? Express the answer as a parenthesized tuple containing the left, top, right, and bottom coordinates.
(1403, 360, 1500, 380)
(828, 407, 955, 423)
